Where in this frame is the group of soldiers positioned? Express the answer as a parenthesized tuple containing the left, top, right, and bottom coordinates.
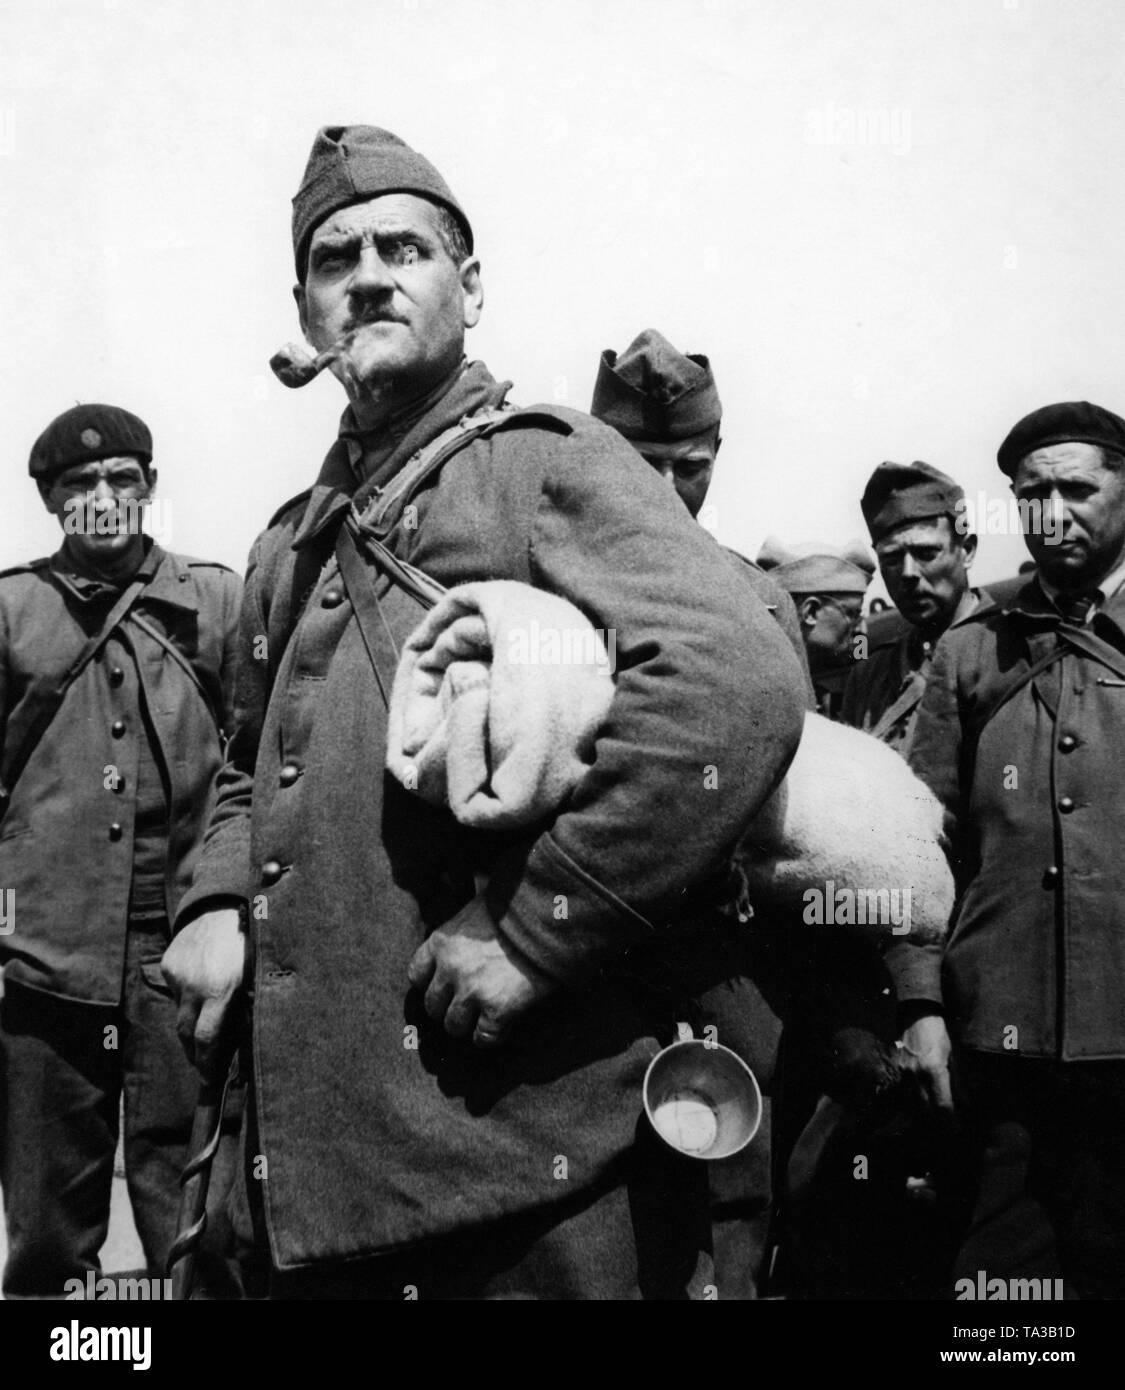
(1, 122, 1123, 1300)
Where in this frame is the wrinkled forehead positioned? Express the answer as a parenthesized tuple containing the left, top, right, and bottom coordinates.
(55, 454, 148, 481)
(309, 192, 444, 247)
(1013, 441, 1107, 489)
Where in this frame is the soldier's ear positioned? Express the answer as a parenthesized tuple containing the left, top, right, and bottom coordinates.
(798, 596, 820, 629)
(294, 283, 308, 338)
(144, 466, 158, 498)
(961, 531, 978, 568)
(460, 257, 483, 330)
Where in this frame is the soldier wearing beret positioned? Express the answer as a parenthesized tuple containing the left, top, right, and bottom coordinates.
(162, 126, 808, 1298)
(0, 405, 242, 1297)
(763, 542, 872, 720)
(910, 401, 1125, 1296)
(842, 460, 982, 758)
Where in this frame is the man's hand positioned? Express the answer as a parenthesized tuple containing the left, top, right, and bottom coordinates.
(161, 907, 247, 1078)
(895, 1012, 954, 1112)
(407, 901, 557, 1048)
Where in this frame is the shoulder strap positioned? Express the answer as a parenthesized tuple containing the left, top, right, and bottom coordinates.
(333, 522, 400, 708)
(1056, 621, 1125, 683)
(128, 611, 224, 733)
(869, 669, 928, 742)
(337, 404, 564, 694)
(969, 643, 1067, 742)
(359, 407, 514, 536)
(345, 517, 446, 612)
(967, 621, 1125, 743)
(0, 575, 148, 811)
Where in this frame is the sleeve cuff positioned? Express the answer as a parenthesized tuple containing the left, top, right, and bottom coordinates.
(490, 833, 655, 984)
(883, 939, 944, 1006)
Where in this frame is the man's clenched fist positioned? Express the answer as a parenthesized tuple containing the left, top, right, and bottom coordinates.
(407, 900, 556, 1047)
(161, 906, 247, 1078)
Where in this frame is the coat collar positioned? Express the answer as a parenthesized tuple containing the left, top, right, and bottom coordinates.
(48, 540, 199, 614)
(987, 573, 1125, 649)
(290, 359, 511, 551)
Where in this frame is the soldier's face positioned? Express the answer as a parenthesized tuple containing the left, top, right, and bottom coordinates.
(295, 194, 482, 402)
(1012, 443, 1125, 590)
(800, 593, 865, 674)
(629, 427, 719, 518)
(875, 517, 974, 631)
(42, 457, 154, 567)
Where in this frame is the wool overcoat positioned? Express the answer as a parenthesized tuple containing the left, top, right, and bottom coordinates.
(0, 543, 241, 1002)
(910, 578, 1125, 1059)
(178, 362, 807, 1268)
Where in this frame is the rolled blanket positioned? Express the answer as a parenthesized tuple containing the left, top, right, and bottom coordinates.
(387, 580, 953, 945)
(739, 711, 953, 946)
(385, 581, 615, 830)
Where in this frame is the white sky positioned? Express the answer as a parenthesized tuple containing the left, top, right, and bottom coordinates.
(3, 0, 1125, 589)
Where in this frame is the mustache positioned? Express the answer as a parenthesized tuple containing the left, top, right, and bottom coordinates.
(268, 303, 408, 390)
(345, 301, 407, 331)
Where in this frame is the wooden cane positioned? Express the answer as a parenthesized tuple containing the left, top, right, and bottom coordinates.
(166, 1053, 238, 1301)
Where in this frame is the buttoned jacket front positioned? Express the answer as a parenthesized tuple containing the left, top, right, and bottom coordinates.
(910, 579, 1125, 1059)
(178, 361, 808, 1269)
(0, 543, 241, 1002)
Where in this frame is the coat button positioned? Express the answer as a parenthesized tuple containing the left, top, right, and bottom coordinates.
(322, 588, 344, 608)
(1058, 796, 1075, 813)
(1043, 865, 1059, 885)
(109, 823, 123, 841)
(1059, 734, 1078, 752)
(109, 667, 125, 687)
(261, 859, 283, 886)
(111, 719, 126, 738)
(279, 763, 301, 787)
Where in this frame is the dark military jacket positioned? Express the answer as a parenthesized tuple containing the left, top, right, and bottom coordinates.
(0, 542, 241, 1002)
(841, 591, 983, 757)
(910, 578, 1125, 1059)
(178, 360, 808, 1268)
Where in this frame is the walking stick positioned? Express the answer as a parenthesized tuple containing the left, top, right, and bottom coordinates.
(166, 1049, 240, 1300)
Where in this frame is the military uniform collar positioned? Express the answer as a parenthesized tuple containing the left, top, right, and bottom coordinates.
(337, 359, 469, 482)
(902, 587, 982, 662)
(1037, 554, 1125, 613)
(994, 570, 1125, 632)
(291, 359, 509, 551)
(48, 540, 199, 613)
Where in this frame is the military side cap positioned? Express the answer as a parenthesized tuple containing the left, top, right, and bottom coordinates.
(767, 547, 872, 596)
(292, 125, 473, 281)
(590, 328, 721, 441)
(861, 460, 964, 543)
(29, 404, 152, 481)
(997, 401, 1125, 476)
(758, 534, 874, 576)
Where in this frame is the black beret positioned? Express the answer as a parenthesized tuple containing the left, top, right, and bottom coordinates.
(292, 125, 473, 282)
(30, 404, 152, 482)
(590, 328, 721, 441)
(996, 401, 1125, 476)
(861, 460, 964, 543)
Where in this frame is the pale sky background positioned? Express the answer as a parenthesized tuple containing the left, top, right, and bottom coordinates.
(3, 0, 1125, 592)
